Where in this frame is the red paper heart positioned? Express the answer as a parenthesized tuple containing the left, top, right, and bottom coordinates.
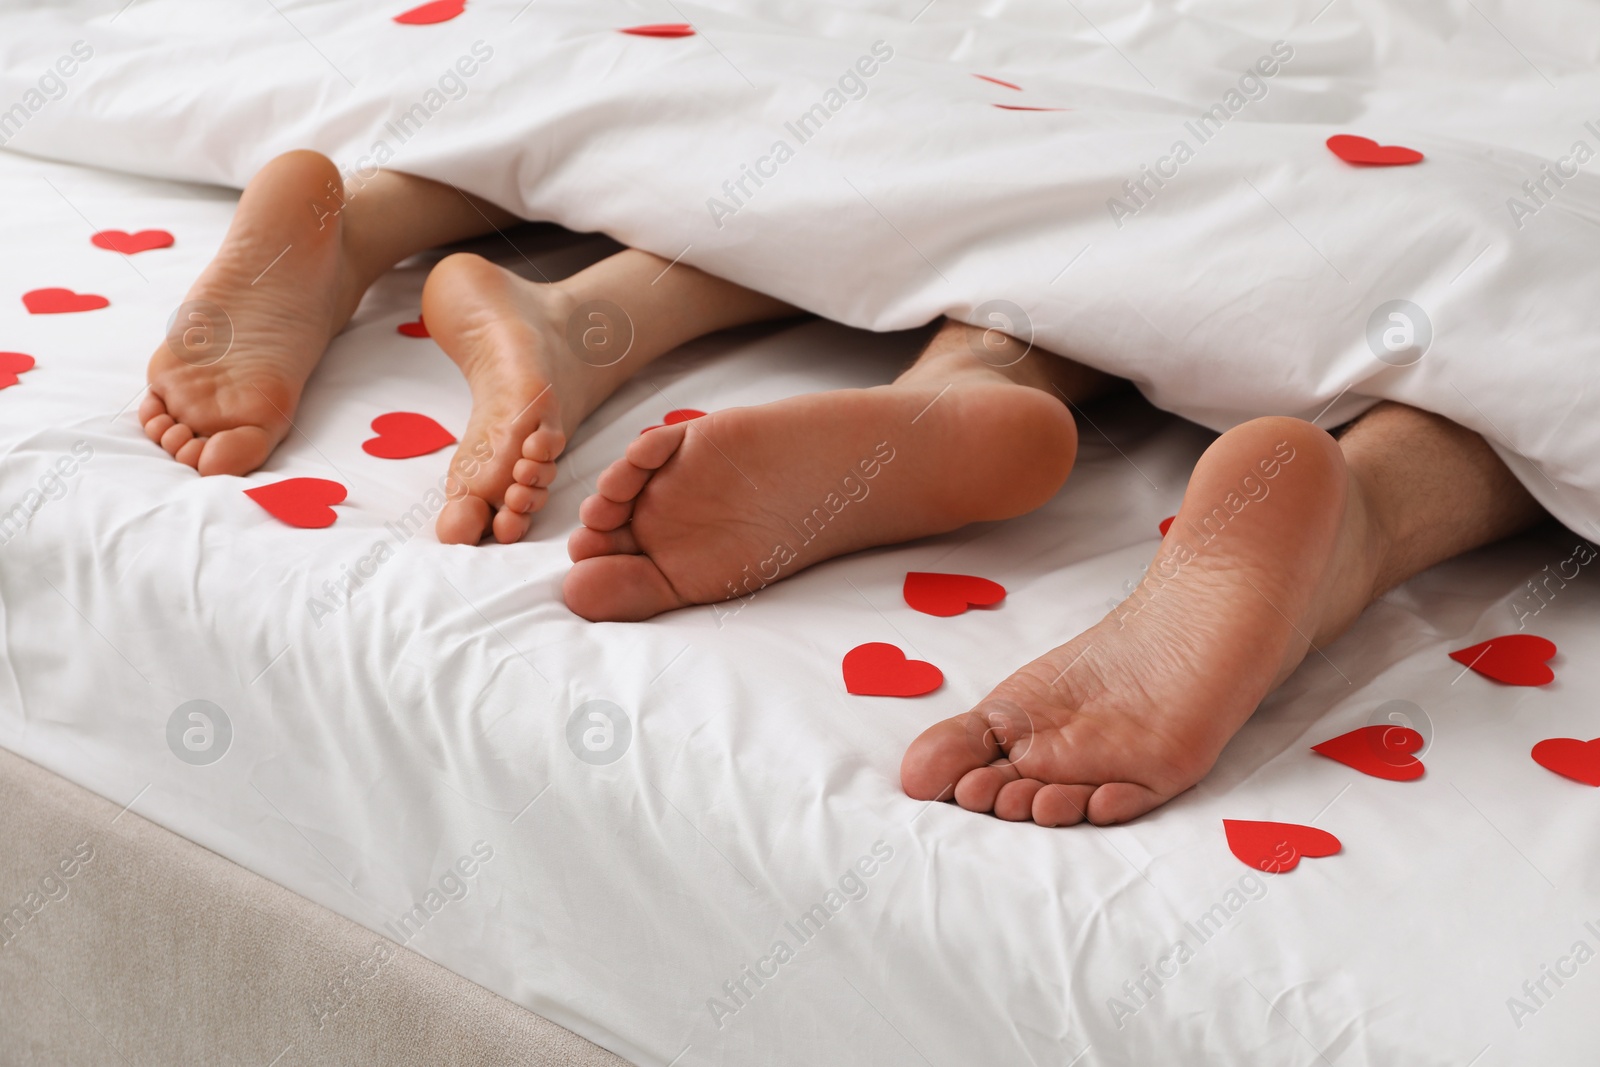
(244, 478, 347, 528)
(621, 23, 695, 37)
(1326, 134, 1424, 166)
(1158, 515, 1175, 537)
(24, 288, 109, 314)
(0, 352, 36, 390)
(1531, 737, 1600, 787)
(397, 315, 430, 338)
(90, 229, 174, 254)
(394, 0, 464, 24)
(362, 412, 457, 459)
(903, 572, 1006, 617)
(1449, 634, 1557, 686)
(842, 643, 943, 697)
(1311, 725, 1425, 781)
(973, 74, 1022, 91)
(640, 408, 707, 433)
(1224, 820, 1341, 873)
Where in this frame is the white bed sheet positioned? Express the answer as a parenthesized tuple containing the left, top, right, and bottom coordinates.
(3, 148, 1599, 1067)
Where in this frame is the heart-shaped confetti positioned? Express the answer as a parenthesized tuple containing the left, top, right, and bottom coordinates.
(842, 643, 943, 697)
(1158, 515, 1175, 537)
(1531, 737, 1600, 787)
(394, 0, 464, 24)
(362, 412, 457, 459)
(91, 229, 174, 254)
(973, 74, 1022, 91)
(0, 352, 37, 390)
(1326, 134, 1424, 166)
(621, 23, 695, 37)
(1448, 634, 1557, 686)
(24, 288, 109, 314)
(397, 315, 430, 338)
(902, 572, 1006, 617)
(1311, 725, 1425, 781)
(244, 478, 347, 529)
(1224, 820, 1341, 873)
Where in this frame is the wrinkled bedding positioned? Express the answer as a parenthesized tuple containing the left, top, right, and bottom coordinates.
(3, 4, 1600, 1064)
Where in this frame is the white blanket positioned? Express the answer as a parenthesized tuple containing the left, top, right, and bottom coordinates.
(2, 0, 1599, 535)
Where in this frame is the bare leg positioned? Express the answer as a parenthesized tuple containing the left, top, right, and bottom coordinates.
(141, 151, 516, 476)
(422, 249, 797, 544)
(901, 401, 1545, 826)
(562, 320, 1109, 621)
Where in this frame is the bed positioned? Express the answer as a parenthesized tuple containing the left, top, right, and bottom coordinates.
(4, 4, 1600, 1065)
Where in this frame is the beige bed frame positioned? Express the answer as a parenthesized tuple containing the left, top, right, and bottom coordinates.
(0, 746, 628, 1066)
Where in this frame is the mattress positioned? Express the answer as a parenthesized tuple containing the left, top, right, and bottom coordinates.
(3, 146, 1599, 1067)
(0, 744, 627, 1067)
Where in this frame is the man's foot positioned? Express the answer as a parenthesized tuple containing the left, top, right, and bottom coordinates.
(421, 253, 607, 545)
(901, 417, 1389, 826)
(562, 381, 1078, 621)
(140, 151, 364, 476)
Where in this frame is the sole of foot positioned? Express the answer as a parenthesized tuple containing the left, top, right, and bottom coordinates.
(422, 252, 590, 545)
(562, 381, 1079, 621)
(900, 416, 1385, 827)
(140, 150, 357, 476)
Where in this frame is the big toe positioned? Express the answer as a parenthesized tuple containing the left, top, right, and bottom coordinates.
(563, 555, 690, 622)
(198, 425, 277, 477)
(437, 496, 491, 545)
(900, 711, 1004, 803)
(1085, 782, 1167, 827)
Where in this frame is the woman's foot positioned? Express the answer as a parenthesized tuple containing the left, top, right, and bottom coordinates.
(422, 252, 603, 544)
(140, 150, 365, 475)
(562, 380, 1079, 621)
(901, 416, 1389, 826)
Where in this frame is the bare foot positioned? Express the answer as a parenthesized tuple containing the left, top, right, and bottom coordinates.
(140, 151, 363, 476)
(562, 381, 1079, 621)
(421, 253, 605, 545)
(901, 416, 1388, 826)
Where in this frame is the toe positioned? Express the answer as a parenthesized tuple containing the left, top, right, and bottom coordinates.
(568, 524, 640, 562)
(513, 458, 557, 488)
(595, 457, 655, 504)
(174, 436, 206, 469)
(492, 506, 531, 545)
(994, 778, 1046, 822)
(160, 422, 195, 456)
(522, 426, 567, 464)
(562, 554, 690, 622)
(1086, 783, 1168, 826)
(900, 710, 1005, 803)
(623, 423, 689, 470)
(436, 496, 492, 545)
(138, 393, 167, 425)
(503, 483, 548, 515)
(1033, 784, 1094, 828)
(578, 492, 635, 532)
(954, 763, 1020, 813)
(197, 426, 276, 477)
(144, 413, 176, 444)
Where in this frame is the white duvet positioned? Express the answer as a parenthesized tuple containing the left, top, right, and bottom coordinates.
(3, 0, 1600, 533)
(4, 3, 1600, 1065)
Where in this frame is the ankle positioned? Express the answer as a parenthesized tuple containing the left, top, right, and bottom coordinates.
(896, 345, 1017, 390)
(1346, 463, 1403, 599)
(1301, 463, 1395, 649)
